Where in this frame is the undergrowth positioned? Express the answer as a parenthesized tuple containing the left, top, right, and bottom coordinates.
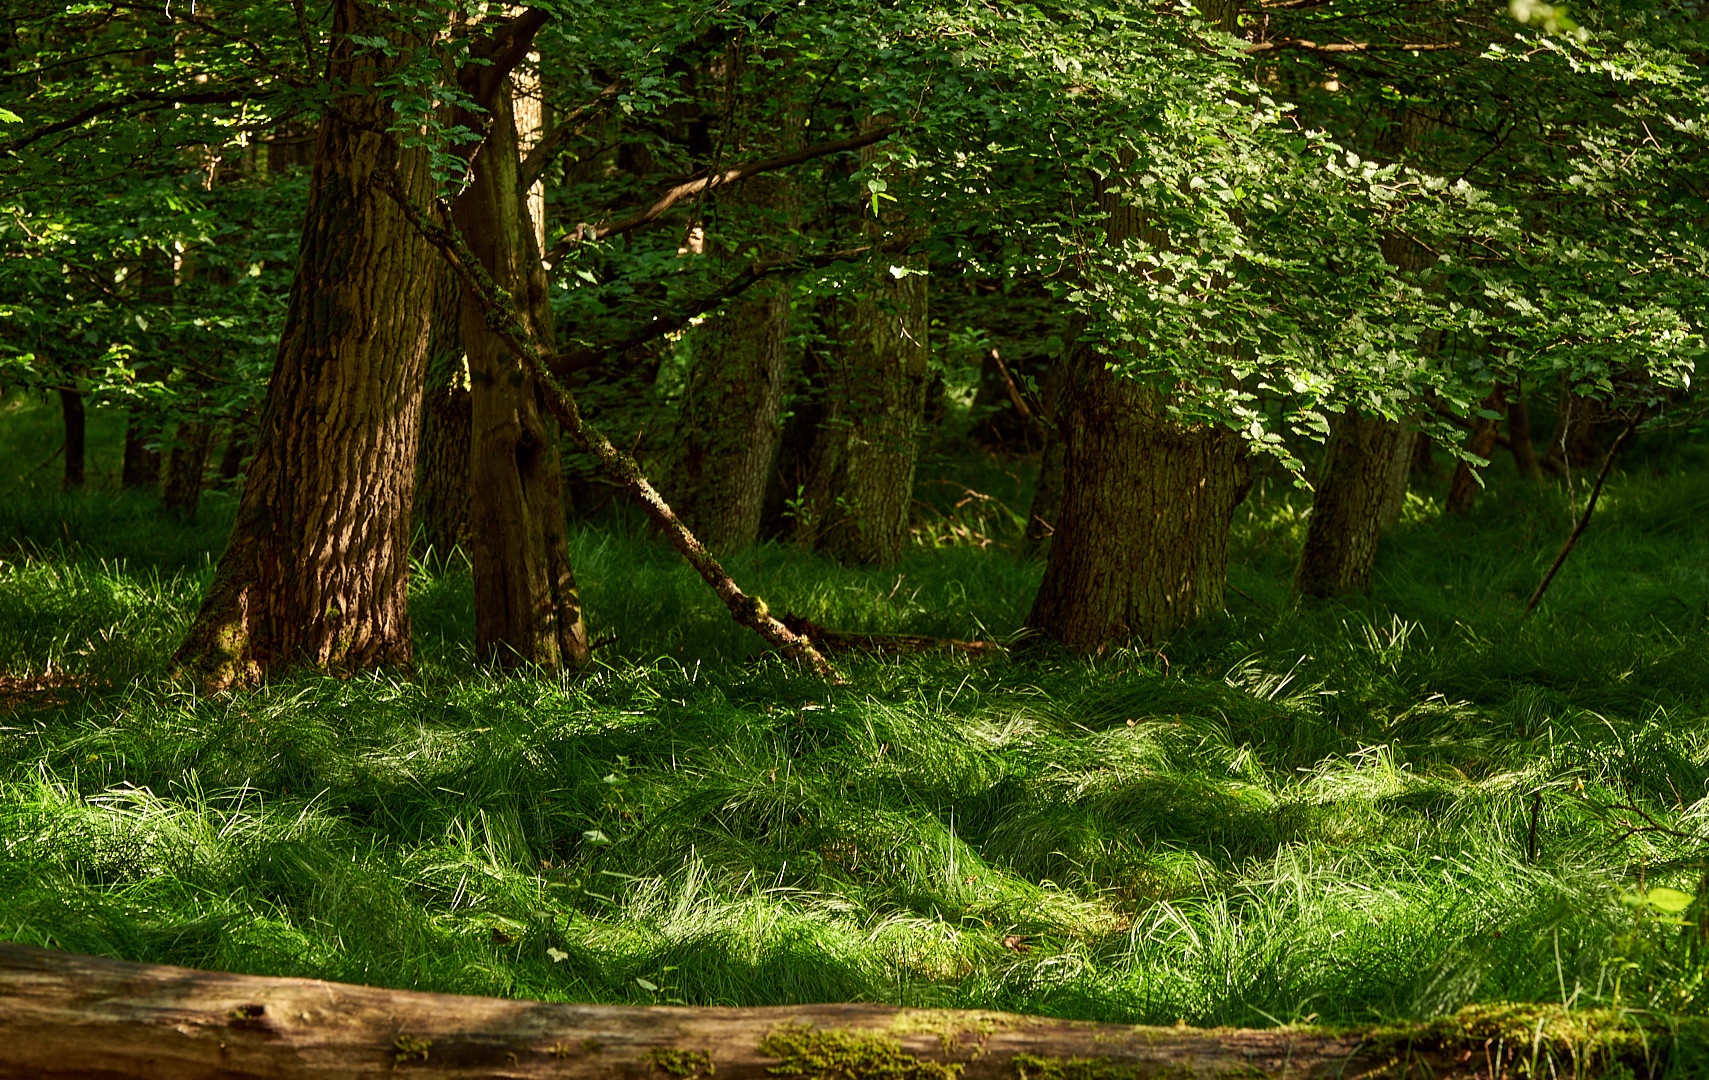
(2, 397, 1709, 1049)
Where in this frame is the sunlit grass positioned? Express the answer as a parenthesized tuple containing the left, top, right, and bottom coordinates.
(2, 408, 1708, 1035)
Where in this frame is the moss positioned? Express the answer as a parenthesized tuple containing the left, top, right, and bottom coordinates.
(645, 1048, 716, 1078)
(759, 1023, 963, 1080)
(1010, 1054, 1154, 1080)
(393, 1034, 432, 1064)
(1357, 1003, 1678, 1078)
(886, 1010, 1023, 1054)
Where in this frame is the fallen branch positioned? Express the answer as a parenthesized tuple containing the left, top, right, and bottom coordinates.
(0, 944, 1676, 1080)
(373, 170, 840, 682)
(781, 613, 1003, 658)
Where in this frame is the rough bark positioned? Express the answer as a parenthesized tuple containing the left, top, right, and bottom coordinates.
(1295, 411, 1412, 597)
(170, 2, 447, 690)
(1, 945, 1663, 1080)
(414, 267, 471, 561)
(1445, 384, 1508, 516)
(790, 132, 929, 567)
(1027, 335, 1250, 646)
(162, 419, 215, 520)
(57, 382, 85, 489)
(793, 263, 930, 566)
(666, 52, 799, 552)
(454, 81, 590, 670)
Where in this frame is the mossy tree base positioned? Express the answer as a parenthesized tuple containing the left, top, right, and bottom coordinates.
(0, 945, 1691, 1080)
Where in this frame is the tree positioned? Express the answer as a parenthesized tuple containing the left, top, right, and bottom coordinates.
(172, 1, 484, 687)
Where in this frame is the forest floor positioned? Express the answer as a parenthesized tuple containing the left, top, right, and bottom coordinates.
(2, 394, 1709, 1039)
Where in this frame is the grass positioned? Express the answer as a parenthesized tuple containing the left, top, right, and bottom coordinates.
(3, 391, 1709, 1052)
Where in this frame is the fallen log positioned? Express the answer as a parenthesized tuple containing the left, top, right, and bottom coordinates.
(0, 943, 1681, 1079)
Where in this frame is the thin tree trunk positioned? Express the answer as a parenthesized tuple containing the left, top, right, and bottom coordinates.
(171, 2, 451, 690)
(1507, 381, 1542, 482)
(121, 412, 162, 491)
(454, 82, 589, 669)
(414, 267, 471, 561)
(162, 419, 215, 520)
(1445, 384, 1508, 515)
(1023, 360, 1067, 552)
(2, 944, 1663, 1080)
(57, 382, 85, 490)
(216, 411, 253, 483)
(1295, 411, 1411, 597)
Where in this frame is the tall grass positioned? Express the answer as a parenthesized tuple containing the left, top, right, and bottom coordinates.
(2, 396, 1708, 1039)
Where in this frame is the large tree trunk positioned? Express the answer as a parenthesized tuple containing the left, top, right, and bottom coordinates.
(5, 944, 1662, 1080)
(171, 2, 446, 690)
(1027, 336, 1249, 646)
(454, 82, 590, 669)
(414, 267, 472, 561)
(162, 419, 215, 520)
(1295, 411, 1413, 597)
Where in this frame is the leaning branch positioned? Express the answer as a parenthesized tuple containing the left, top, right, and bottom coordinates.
(0, 944, 1678, 1080)
(1521, 407, 1646, 620)
(372, 170, 841, 682)
(556, 125, 895, 251)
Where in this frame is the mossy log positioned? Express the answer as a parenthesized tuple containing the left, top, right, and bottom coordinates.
(0, 944, 1681, 1080)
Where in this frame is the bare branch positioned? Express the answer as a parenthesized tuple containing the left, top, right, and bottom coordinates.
(556, 125, 895, 252)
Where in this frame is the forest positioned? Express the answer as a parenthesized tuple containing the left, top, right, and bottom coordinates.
(1, 0, 1708, 1075)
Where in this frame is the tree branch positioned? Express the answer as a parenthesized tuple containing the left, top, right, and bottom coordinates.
(371, 167, 842, 683)
(1243, 38, 1461, 53)
(519, 82, 621, 189)
(1522, 406, 1646, 620)
(0, 88, 252, 157)
(555, 125, 895, 253)
(545, 246, 874, 378)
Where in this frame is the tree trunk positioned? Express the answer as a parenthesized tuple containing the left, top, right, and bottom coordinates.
(57, 382, 85, 489)
(454, 82, 590, 670)
(1507, 382, 1542, 482)
(414, 267, 471, 561)
(1295, 411, 1412, 597)
(1445, 384, 1508, 516)
(4, 945, 1655, 1080)
(667, 59, 799, 553)
(121, 412, 162, 491)
(793, 262, 930, 566)
(162, 419, 215, 520)
(1027, 334, 1249, 646)
(1544, 388, 1601, 475)
(216, 411, 253, 484)
(171, 2, 448, 690)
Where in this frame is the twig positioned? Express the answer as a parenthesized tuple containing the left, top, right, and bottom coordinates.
(1521, 407, 1645, 620)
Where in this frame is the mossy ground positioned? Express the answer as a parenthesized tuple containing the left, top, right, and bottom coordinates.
(1, 392, 1708, 1074)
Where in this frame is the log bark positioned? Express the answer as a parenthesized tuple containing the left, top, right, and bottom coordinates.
(0, 944, 1668, 1080)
